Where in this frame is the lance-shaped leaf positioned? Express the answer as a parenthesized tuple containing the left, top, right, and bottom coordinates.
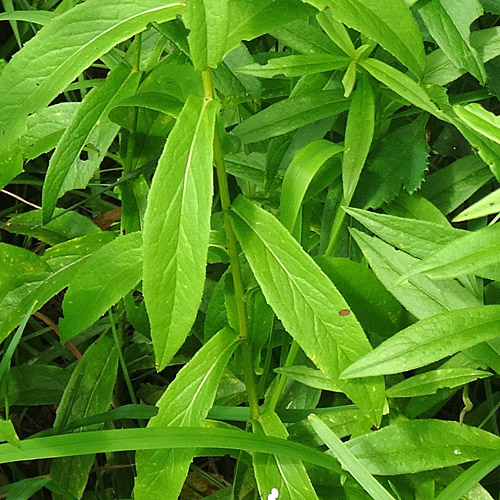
(386, 368, 492, 398)
(328, 0, 425, 75)
(341, 305, 500, 378)
(454, 186, 500, 222)
(143, 96, 219, 370)
(454, 103, 500, 145)
(346, 420, 500, 475)
(184, 0, 229, 71)
(134, 328, 239, 500)
(360, 58, 441, 117)
(418, 0, 486, 84)
(42, 64, 140, 222)
(51, 334, 118, 499)
(229, 195, 384, 425)
(235, 54, 350, 78)
(343, 75, 375, 202)
(400, 223, 500, 281)
(280, 140, 343, 233)
(232, 90, 350, 144)
(60, 232, 143, 343)
(309, 415, 395, 500)
(224, 0, 314, 55)
(253, 412, 320, 500)
(0, 0, 184, 153)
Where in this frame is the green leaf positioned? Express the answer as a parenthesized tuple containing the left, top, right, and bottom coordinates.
(346, 208, 463, 258)
(454, 103, 500, 145)
(224, 0, 314, 56)
(316, 256, 403, 341)
(0, 427, 342, 475)
(42, 64, 140, 222)
(401, 223, 500, 281)
(185, 0, 229, 71)
(59, 232, 143, 343)
(17, 103, 80, 161)
(419, 155, 492, 215)
(328, 0, 425, 75)
(235, 54, 350, 78)
(253, 412, 320, 500)
(354, 115, 430, 209)
(0, 419, 19, 446)
(418, 0, 486, 84)
(0, 365, 70, 407)
(280, 140, 343, 233)
(275, 365, 340, 392)
(341, 305, 500, 378)
(50, 333, 118, 499)
(342, 74, 375, 202)
(0, 243, 106, 345)
(232, 90, 350, 144)
(386, 368, 492, 398)
(0, 10, 56, 24)
(309, 414, 395, 500)
(360, 58, 441, 116)
(349, 229, 481, 321)
(143, 95, 219, 370)
(346, 420, 500, 475)
(3, 209, 100, 246)
(0, 0, 184, 153)
(134, 328, 239, 500)
(454, 186, 500, 221)
(317, 9, 356, 57)
(230, 195, 384, 425)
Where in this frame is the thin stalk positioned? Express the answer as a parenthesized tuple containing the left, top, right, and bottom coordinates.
(202, 69, 260, 420)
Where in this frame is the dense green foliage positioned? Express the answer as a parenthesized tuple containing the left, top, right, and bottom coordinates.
(1, 0, 500, 498)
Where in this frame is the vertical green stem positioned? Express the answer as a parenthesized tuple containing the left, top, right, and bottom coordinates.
(202, 69, 260, 420)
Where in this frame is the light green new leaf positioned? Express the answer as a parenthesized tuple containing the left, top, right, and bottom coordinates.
(346, 420, 500, 475)
(349, 229, 481, 321)
(346, 208, 463, 258)
(233, 90, 350, 144)
(454, 186, 500, 221)
(0, 10, 56, 24)
(275, 366, 341, 392)
(224, 0, 314, 56)
(230, 195, 384, 425)
(386, 368, 492, 398)
(401, 223, 500, 281)
(0, 0, 184, 153)
(418, 0, 486, 84)
(454, 103, 500, 145)
(143, 96, 219, 370)
(60, 232, 143, 343)
(317, 9, 356, 57)
(42, 64, 140, 222)
(360, 58, 441, 116)
(253, 412, 320, 500)
(343, 75, 375, 202)
(341, 305, 500, 378)
(51, 334, 118, 500)
(236, 54, 350, 78)
(134, 328, 239, 500)
(280, 140, 343, 233)
(328, 0, 425, 75)
(185, 0, 229, 71)
(0, 419, 19, 446)
(309, 414, 395, 500)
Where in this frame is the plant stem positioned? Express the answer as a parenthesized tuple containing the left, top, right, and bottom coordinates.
(202, 69, 260, 420)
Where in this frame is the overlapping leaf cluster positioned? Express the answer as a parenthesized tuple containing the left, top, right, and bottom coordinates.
(1, 0, 500, 498)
